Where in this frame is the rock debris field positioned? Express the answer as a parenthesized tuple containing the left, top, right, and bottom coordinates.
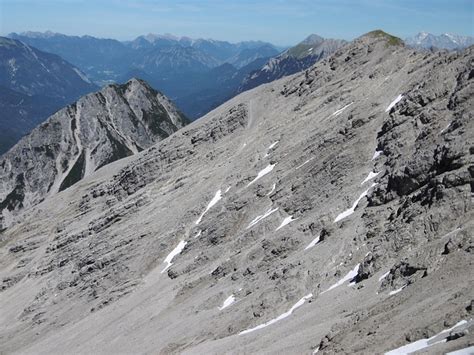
(0, 32, 473, 354)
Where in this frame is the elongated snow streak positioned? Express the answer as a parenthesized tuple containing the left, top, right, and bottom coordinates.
(440, 122, 451, 134)
(378, 271, 390, 282)
(219, 295, 236, 310)
(296, 157, 313, 170)
(447, 346, 474, 355)
(388, 286, 406, 296)
(313, 346, 320, 354)
(267, 183, 276, 196)
(442, 228, 461, 238)
(225, 186, 231, 193)
(305, 236, 320, 250)
(276, 216, 297, 231)
(333, 183, 377, 223)
(385, 320, 468, 355)
(161, 240, 187, 273)
(321, 264, 360, 294)
(195, 190, 222, 225)
(267, 141, 279, 150)
(247, 164, 276, 187)
(239, 293, 312, 335)
(264, 141, 279, 157)
(193, 230, 202, 239)
(332, 102, 353, 116)
(247, 208, 279, 229)
(385, 94, 403, 112)
(361, 171, 380, 185)
(372, 150, 383, 160)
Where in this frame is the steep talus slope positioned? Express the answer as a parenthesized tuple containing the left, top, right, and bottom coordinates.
(0, 78, 188, 229)
(0, 32, 472, 354)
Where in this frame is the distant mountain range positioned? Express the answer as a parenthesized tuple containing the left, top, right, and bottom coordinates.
(6, 31, 284, 121)
(9, 31, 281, 85)
(238, 34, 346, 93)
(177, 34, 346, 118)
(0, 36, 98, 154)
(405, 32, 474, 50)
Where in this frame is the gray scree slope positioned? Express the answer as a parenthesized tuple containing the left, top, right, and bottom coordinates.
(0, 78, 188, 229)
(0, 32, 472, 354)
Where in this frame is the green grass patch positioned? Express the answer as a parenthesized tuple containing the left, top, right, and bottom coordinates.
(367, 30, 403, 46)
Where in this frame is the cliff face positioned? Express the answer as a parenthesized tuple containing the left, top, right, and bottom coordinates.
(0, 78, 188, 228)
(0, 33, 472, 354)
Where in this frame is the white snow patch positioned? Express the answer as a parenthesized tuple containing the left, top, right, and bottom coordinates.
(267, 183, 276, 196)
(239, 293, 312, 335)
(219, 295, 236, 310)
(389, 286, 406, 296)
(247, 208, 279, 229)
(264, 141, 279, 157)
(385, 94, 403, 112)
(332, 102, 354, 116)
(313, 346, 320, 354)
(267, 141, 279, 150)
(334, 183, 377, 223)
(321, 264, 360, 294)
(225, 186, 231, 193)
(195, 190, 222, 225)
(296, 157, 313, 170)
(308, 47, 313, 52)
(193, 230, 202, 239)
(372, 150, 383, 160)
(361, 171, 380, 185)
(385, 320, 468, 355)
(305, 236, 320, 250)
(276, 216, 297, 231)
(378, 271, 390, 282)
(440, 122, 451, 134)
(161, 240, 187, 273)
(447, 346, 474, 355)
(247, 164, 276, 187)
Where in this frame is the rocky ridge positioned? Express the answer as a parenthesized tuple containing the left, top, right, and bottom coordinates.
(0, 78, 188, 229)
(0, 31, 472, 354)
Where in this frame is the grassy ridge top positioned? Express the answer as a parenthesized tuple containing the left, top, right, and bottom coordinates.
(366, 30, 403, 46)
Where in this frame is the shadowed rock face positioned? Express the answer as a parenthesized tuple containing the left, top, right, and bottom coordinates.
(0, 32, 472, 354)
(0, 78, 188, 228)
(0, 36, 99, 154)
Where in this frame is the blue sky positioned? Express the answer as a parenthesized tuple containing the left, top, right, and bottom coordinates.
(1, 0, 473, 45)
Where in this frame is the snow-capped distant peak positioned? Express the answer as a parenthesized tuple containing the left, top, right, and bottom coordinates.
(418, 32, 429, 40)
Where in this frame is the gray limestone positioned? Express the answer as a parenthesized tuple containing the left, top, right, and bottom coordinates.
(0, 32, 472, 354)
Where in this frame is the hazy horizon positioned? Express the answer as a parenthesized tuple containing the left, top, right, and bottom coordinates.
(1, 0, 473, 46)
